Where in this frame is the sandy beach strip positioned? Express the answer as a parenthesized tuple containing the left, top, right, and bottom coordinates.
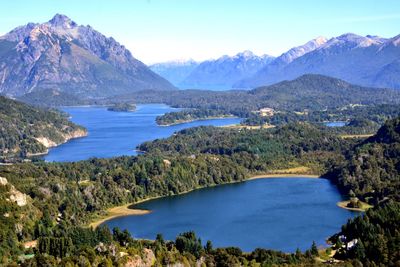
(336, 200, 373, 212)
(89, 203, 151, 228)
(248, 173, 320, 180)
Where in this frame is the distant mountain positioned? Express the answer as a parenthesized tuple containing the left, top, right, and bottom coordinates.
(179, 51, 275, 90)
(250, 74, 400, 108)
(236, 33, 400, 89)
(150, 59, 199, 88)
(0, 14, 175, 98)
(235, 37, 327, 88)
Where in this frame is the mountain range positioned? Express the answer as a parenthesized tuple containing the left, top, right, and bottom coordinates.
(1, 14, 399, 98)
(152, 33, 400, 90)
(152, 51, 275, 90)
(150, 59, 199, 88)
(0, 14, 175, 98)
(235, 33, 400, 89)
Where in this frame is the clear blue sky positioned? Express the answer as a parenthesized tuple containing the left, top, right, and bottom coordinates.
(0, 0, 399, 63)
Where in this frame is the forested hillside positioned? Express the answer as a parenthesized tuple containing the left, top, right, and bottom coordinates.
(328, 117, 400, 204)
(0, 115, 398, 265)
(0, 96, 86, 161)
(330, 201, 400, 266)
(129, 75, 400, 112)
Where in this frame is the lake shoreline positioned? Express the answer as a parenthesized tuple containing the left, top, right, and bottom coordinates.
(89, 172, 321, 228)
(157, 115, 238, 126)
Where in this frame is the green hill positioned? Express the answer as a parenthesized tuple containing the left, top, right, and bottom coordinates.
(0, 96, 86, 161)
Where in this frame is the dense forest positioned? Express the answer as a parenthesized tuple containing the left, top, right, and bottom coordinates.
(329, 200, 400, 266)
(0, 96, 86, 161)
(156, 109, 233, 125)
(327, 117, 400, 204)
(0, 116, 399, 265)
(107, 103, 137, 112)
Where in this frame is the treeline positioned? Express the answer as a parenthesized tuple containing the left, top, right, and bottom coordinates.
(23, 225, 318, 266)
(156, 108, 233, 125)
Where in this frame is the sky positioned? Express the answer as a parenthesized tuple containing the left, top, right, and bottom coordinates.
(0, 0, 399, 64)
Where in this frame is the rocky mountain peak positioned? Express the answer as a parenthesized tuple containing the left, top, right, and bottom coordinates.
(322, 33, 386, 49)
(278, 36, 327, 64)
(0, 14, 175, 97)
(314, 36, 328, 45)
(48, 13, 77, 29)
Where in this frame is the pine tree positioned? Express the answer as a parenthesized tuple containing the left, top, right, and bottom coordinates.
(311, 241, 319, 256)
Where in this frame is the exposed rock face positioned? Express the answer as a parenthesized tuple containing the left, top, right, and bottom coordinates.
(124, 248, 155, 267)
(236, 33, 400, 89)
(0, 177, 8, 186)
(9, 189, 28, 206)
(34, 137, 57, 148)
(35, 128, 87, 150)
(0, 14, 175, 98)
(0, 177, 28, 206)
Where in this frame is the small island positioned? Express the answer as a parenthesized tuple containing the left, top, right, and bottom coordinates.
(156, 108, 234, 126)
(107, 103, 136, 112)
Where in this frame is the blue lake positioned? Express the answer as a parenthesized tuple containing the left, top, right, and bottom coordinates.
(324, 121, 347, 127)
(105, 178, 357, 252)
(44, 104, 356, 252)
(45, 104, 241, 162)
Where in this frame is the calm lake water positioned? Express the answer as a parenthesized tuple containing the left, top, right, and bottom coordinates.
(104, 178, 357, 252)
(324, 121, 347, 127)
(45, 105, 356, 252)
(45, 104, 241, 162)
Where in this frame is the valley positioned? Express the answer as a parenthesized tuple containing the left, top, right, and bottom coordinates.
(0, 8, 398, 267)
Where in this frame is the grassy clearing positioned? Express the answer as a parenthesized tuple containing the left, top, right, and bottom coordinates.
(337, 200, 373, 212)
(340, 134, 373, 139)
